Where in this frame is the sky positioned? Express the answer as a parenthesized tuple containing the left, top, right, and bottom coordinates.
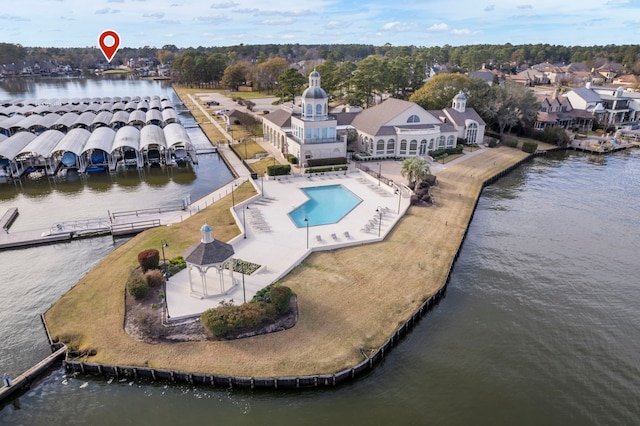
(2, 0, 640, 49)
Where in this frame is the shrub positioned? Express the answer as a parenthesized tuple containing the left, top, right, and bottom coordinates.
(506, 139, 519, 148)
(138, 249, 159, 272)
(307, 157, 347, 167)
(286, 154, 298, 164)
(144, 269, 165, 287)
(127, 275, 149, 299)
(522, 141, 538, 153)
(201, 302, 275, 337)
(488, 139, 497, 148)
(270, 284, 293, 314)
(266, 164, 291, 176)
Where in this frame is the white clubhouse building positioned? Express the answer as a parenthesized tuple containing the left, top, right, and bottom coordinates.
(262, 71, 486, 165)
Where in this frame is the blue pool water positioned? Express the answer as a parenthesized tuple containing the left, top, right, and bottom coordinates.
(289, 185, 362, 227)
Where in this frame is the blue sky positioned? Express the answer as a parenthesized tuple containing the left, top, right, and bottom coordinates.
(3, 0, 640, 48)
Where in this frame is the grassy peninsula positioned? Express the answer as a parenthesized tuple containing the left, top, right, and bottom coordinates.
(45, 145, 530, 377)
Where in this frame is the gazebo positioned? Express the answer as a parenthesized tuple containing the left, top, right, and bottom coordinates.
(185, 224, 237, 298)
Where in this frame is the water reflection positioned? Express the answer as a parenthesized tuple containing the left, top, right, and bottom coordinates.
(142, 168, 171, 187)
(84, 173, 115, 193)
(169, 167, 197, 185)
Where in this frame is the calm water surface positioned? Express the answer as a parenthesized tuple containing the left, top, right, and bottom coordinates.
(2, 77, 640, 425)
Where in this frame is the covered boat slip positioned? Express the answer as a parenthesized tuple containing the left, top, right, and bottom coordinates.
(0, 95, 199, 178)
(0, 94, 176, 137)
(0, 123, 195, 178)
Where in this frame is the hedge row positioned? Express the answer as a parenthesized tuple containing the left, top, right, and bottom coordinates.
(430, 145, 465, 158)
(266, 164, 291, 176)
(305, 165, 348, 174)
(200, 284, 294, 337)
(307, 157, 347, 167)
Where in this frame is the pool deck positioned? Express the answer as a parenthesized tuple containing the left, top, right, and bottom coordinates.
(165, 170, 411, 319)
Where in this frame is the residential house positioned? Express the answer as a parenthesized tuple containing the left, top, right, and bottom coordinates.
(534, 92, 594, 131)
(566, 84, 640, 126)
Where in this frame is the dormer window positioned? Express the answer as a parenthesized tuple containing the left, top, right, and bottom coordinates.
(407, 114, 420, 123)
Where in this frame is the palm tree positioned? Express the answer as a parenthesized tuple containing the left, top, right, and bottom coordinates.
(401, 157, 431, 189)
(400, 158, 416, 187)
(411, 157, 431, 187)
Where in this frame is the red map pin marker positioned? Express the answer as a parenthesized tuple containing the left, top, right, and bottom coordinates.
(98, 30, 121, 63)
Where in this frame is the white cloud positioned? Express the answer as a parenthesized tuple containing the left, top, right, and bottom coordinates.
(0, 14, 30, 21)
(605, 0, 629, 4)
(143, 12, 165, 19)
(211, 1, 238, 8)
(195, 15, 226, 22)
(517, 4, 533, 8)
(95, 7, 120, 14)
(381, 21, 417, 32)
(484, 4, 495, 12)
(427, 23, 450, 32)
(262, 18, 294, 25)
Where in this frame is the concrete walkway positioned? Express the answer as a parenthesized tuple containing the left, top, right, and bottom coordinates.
(165, 170, 411, 320)
(164, 93, 490, 320)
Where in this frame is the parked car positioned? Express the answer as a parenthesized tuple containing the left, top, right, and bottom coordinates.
(216, 109, 229, 116)
(206, 101, 219, 106)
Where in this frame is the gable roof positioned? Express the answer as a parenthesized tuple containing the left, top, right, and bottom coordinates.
(262, 108, 291, 128)
(571, 87, 602, 103)
(438, 107, 486, 127)
(350, 98, 415, 136)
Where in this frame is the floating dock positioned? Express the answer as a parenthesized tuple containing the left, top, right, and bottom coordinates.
(0, 206, 184, 250)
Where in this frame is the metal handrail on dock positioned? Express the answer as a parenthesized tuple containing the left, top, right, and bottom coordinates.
(110, 219, 161, 236)
(109, 205, 184, 221)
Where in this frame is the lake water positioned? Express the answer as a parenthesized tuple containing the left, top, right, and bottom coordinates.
(2, 77, 640, 425)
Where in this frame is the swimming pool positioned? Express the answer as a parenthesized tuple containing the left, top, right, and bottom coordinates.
(289, 185, 362, 227)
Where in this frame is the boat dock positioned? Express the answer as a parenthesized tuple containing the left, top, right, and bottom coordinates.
(0, 206, 187, 250)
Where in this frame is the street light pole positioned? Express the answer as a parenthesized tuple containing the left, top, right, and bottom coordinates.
(243, 205, 249, 239)
(231, 183, 237, 208)
(395, 189, 401, 214)
(377, 162, 381, 186)
(160, 239, 169, 319)
(376, 208, 382, 236)
(242, 264, 246, 303)
(304, 216, 309, 249)
(160, 239, 168, 272)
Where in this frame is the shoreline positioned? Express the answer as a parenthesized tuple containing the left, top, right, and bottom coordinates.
(44, 144, 532, 383)
(42, 88, 549, 386)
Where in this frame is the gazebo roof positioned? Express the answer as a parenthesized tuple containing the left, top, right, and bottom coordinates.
(184, 239, 235, 266)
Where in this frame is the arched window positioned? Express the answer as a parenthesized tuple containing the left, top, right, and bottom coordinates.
(306, 104, 312, 116)
(419, 140, 427, 155)
(407, 114, 420, 123)
(400, 139, 408, 154)
(409, 140, 417, 154)
(466, 122, 478, 144)
(429, 139, 435, 150)
(377, 139, 385, 153)
(316, 104, 322, 116)
(387, 138, 395, 154)
(447, 135, 455, 147)
(438, 136, 446, 148)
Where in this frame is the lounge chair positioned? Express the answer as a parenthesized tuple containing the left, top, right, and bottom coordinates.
(316, 235, 322, 242)
(344, 231, 351, 239)
(331, 233, 338, 241)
